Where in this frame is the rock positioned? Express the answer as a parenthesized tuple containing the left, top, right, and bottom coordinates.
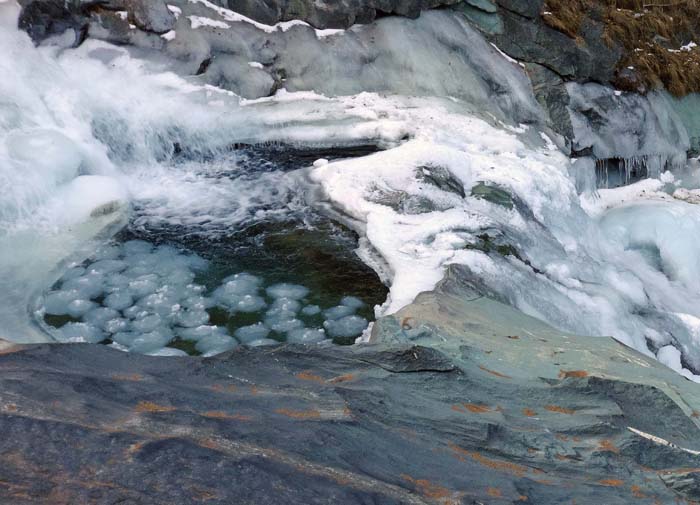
(3, 269, 700, 503)
(18, 0, 89, 46)
(125, 0, 175, 34)
(219, 0, 463, 29)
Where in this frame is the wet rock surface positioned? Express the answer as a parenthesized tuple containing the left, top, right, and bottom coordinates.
(3, 271, 700, 503)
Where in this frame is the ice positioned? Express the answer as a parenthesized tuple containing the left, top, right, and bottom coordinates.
(323, 315, 368, 338)
(195, 333, 239, 355)
(131, 313, 165, 333)
(91, 244, 121, 261)
(177, 325, 228, 341)
(230, 294, 267, 313)
(104, 290, 134, 311)
(85, 259, 127, 275)
(43, 289, 81, 315)
(127, 276, 159, 298)
(123, 240, 153, 256)
(62, 266, 86, 280)
(129, 330, 173, 353)
(146, 347, 188, 357)
(83, 307, 121, 330)
(56, 322, 105, 343)
(323, 305, 355, 321)
(66, 299, 98, 318)
(247, 338, 279, 347)
(112, 331, 140, 347)
(104, 317, 130, 334)
(287, 328, 326, 343)
(174, 308, 210, 327)
(340, 296, 364, 309)
(270, 297, 301, 313)
(62, 274, 104, 299)
(301, 305, 321, 316)
(266, 283, 309, 300)
(6, 129, 82, 187)
(234, 323, 270, 343)
(265, 315, 304, 333)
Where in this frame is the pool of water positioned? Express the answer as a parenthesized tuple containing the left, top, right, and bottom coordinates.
(37, 146, 388, 356)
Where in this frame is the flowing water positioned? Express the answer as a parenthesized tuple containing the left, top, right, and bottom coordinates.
(6, 2, 700, 381)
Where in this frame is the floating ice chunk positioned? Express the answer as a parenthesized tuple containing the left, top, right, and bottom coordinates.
(269, 297, 300, 313)
(66, 299, 98, 318)
(220, 272, 262, 291)
(57, 322, 105, 343)
(323, 305, 355, 320)
(174, 308, 210, 327)
(147, 347, 188, 357)
(104, 318, 130, 334)
(86, 259, 127, 275)
(112, 331, 140, 347)
(138, 290, 181, 316)
(83, 307, 121, 330)
(177, 325, 227, 341)
(43, 289, 81, 315)
(340, 296, 364, 309)
(163, 268, 195, 286)
(181, 295, 214, 310)
(129, 330, 173, 354)
(104, 290, 134, 311)
(247, 338, 279, 347)
(132, 313, 164, 333)
(266, 283, 309, 300)
(195, 333, 238, 355)
(323, 315, 368, 338)
(301, 305, 321, 316)
(232, 294, 267, 313)
(62, 266, 86, 281)
(234, 323, 270, 343)
(128, 276, 159, 298)
(287, 328, 326, 343)
(62, 274, 104, 299)
(123, 305, 149, 320)
(123, 240, 153, 256)
(265, 316, 303, 333)
(91, 244, 121, 261)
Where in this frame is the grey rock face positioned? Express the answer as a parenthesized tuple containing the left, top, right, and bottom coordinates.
(219, 0, 463, 29)
(3, 276, 700, 503)
(125, 0, 175, 34)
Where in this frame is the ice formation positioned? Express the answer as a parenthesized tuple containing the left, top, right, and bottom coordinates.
(38, 240, 371, 355)
(4, 0, 700, 382)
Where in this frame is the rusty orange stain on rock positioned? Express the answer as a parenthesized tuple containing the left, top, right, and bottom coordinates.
(599, 479, 624, 487)
(5, 403, 17, 412)
(126, 441, 146, 455)
(111, 373, 143, 382)
(201, 411, 252, 421)
(556, 434, 569, 442)
(328, 373, 355, 383)
(631, 485, 646, 498)
(209, 383, 238, 393)
(523, 408, 537, 417)
(465, 403, 492, 413)
(518, 495, 529, 501)
(558, 370, 589, 379)
(693, 410, 700, 418)
(545, 405, 576, 415)
(134, 401, 176, 413)
(598, 440, 620, 453)
(448, 443, 532, 478)
(401, 475, 462, 502)
(487, 487, 502, 497)
(296, 371, 325, 383)
(275, 408, 322, 420)
(506, 335, 520, 340)
(250, 385, 259, 395)
(478, 365, 512, 379)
